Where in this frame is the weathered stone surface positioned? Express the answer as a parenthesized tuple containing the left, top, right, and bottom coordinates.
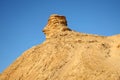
(43, 14, 71, 39)
(0, 14, 120, 80)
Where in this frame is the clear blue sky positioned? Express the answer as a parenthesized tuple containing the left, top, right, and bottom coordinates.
(0, 0, 120, 73)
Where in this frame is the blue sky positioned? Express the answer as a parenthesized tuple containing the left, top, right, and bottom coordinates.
(0, 0, 120, 73)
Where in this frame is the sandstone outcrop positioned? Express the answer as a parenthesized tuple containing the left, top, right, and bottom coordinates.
(43, 14, 71, 39)
(0, 14, 120, 80)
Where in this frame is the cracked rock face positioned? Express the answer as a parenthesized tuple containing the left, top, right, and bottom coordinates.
(0, 14, 120, 80)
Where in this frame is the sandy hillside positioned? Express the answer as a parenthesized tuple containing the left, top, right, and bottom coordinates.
(0, 14, 120, 80)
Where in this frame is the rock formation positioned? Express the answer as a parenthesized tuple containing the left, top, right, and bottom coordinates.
(0, 14, 120, 80)
(43, 14, 71, 39)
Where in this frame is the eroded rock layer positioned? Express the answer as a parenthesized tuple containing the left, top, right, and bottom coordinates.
(0, 14, 120, 80)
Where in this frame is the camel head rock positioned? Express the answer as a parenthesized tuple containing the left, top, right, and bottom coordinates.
(43, 14, 71, 39)
(1, 14, 120, 80)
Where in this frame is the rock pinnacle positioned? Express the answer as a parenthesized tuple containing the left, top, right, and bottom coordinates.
(43, 14, 71, 39)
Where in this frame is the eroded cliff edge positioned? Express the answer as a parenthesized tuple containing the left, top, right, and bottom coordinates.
(0, 14, 120, 80)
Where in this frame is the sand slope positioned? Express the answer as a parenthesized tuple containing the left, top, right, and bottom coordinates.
(1, 14, 120, 80)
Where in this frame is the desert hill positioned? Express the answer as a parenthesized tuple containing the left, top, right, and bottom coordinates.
(0, 14, 120, 80)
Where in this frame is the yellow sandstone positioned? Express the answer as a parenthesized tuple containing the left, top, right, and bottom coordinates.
(1, 14, 120, 80)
